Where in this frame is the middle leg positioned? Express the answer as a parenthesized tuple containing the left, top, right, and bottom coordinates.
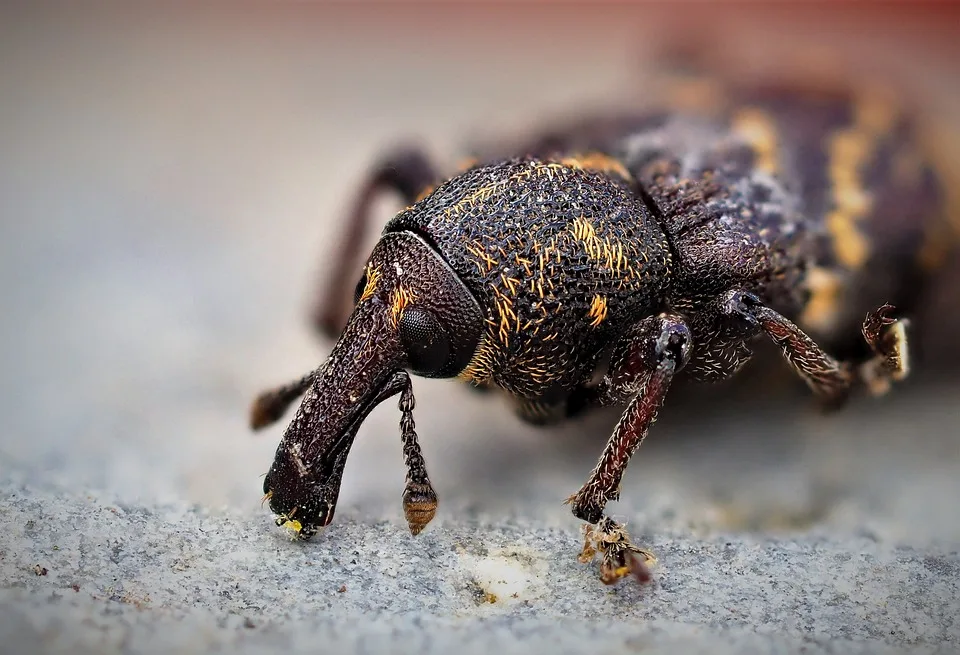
(567, 312, 692, 585)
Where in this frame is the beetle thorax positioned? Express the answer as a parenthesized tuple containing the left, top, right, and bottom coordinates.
(386, 158, 673, 398)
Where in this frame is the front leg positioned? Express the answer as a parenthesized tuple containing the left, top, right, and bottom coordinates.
(568, 313, 692, 585)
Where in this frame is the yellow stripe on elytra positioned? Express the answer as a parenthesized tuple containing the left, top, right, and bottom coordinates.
(916, 118, 960, 271)
(732, 107, 781, 175)
(799, 267, 844, 333)
(826, 83, 901, 270)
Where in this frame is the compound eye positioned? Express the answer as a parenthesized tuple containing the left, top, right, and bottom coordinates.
(398, 307, 450, 375)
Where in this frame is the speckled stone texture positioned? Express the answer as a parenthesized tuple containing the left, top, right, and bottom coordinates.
(2, 483, 958, 655)
(2, 4, 960, 655)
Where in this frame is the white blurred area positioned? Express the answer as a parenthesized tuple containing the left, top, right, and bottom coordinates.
(0, 3, 958, 545)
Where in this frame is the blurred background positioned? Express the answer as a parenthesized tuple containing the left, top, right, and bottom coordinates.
(1, 2, 959, 546)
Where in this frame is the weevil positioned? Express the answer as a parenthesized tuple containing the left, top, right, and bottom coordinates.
(248, 65, 957, 586)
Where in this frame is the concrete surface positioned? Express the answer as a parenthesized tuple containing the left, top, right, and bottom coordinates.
(2, 482, 958, 655)
(1, 4, 959, 655)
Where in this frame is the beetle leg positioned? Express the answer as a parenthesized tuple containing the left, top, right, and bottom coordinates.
(249, 368, 319, 430)
(396, 375, 438, 536)
(313, 147, 438, 339)
(858, 303, 909, 396)
(568, 313, 692, 585)
(722, 289, 852, 405)
(721, 290, 907, 407)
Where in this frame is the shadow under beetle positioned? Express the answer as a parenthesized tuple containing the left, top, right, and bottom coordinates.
(249, 65, 955, 586)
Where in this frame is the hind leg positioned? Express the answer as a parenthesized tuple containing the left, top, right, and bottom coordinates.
(721, 290, 909, 406)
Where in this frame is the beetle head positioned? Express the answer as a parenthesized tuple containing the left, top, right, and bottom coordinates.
(262, 156, 671, 537)
(263, 230, 484, 537)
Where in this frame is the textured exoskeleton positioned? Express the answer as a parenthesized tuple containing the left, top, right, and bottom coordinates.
(250, 68, 956, 585)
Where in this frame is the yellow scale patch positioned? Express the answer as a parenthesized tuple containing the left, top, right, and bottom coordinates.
(560, 153, 633, 181)
(390, 285, 416, 326)
(490, 286, 518, 345)
(587, 294, 609, 327)
(568, 216, 634, 277)
(442, 162, 565, 221)
(464, 239, 497, 276)
(282, 519, 303, 534)
(458, 336, 497, 384)
(358, 264, 381, 303)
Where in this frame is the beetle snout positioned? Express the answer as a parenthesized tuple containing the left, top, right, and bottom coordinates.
(263, 445, 338, 539)
(260, 292, 404, 539)
(258, 229, 484, 540)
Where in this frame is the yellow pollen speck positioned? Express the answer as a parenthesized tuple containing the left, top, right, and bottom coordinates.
(282, 519, 302, 534)
(732, 107, 780, 175)
(587, 295, 608, 327)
